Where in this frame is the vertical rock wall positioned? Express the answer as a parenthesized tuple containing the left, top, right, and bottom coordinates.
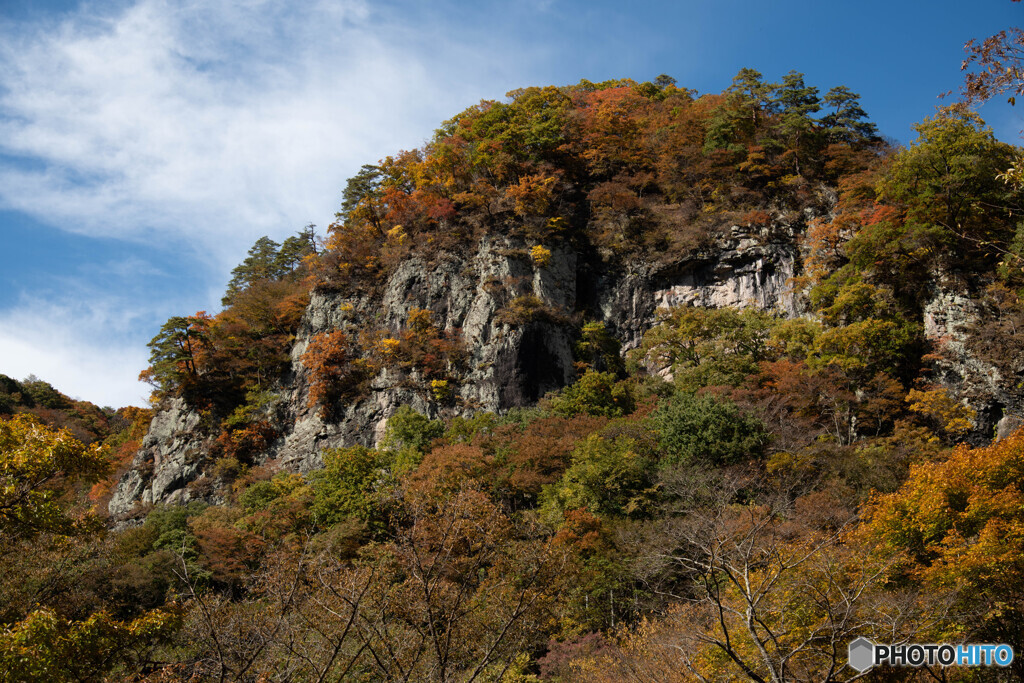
(110, 226, 805, 515)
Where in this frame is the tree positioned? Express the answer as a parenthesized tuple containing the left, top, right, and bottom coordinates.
(904, 387, 976, 443)
(219, 484, 565, 681)
(576, 86, 651, 178)
(501, 85, 574, 163)
(574, 321, 625, 375)
(877, 108, 1018, 237)
(338, 163, 383, 226)
(772, 71, 821, 176)
(654, 74, 678, 90)
(309, 445, 389, 531)
(774, 71, 820, 123)
(302, 330, 369, 416)
(379, 405, 445, 472)
(810, 317, 921, 383)
(631, 306, 775, 392)
(576, 476, 936, 683)
(866, 427, 1024, 666)
(0, 414, 108, 544)
(540, 434, 657, 520)
(549, 370, 634, 418)
(0, 417, 185, 683)
(650, 391, 767, 467)
(19, 377, 69, 410)
(138, 315, 204, 398)
(0, 606, 181, 682)
(368, 486, 562, 681)
(274, 224, 317, 274)
(821, 86, 880, 146)
(960, 7, 1024, 108)
(220, 228, 318, 308)
(222, 236, 281, 306)
(702, 101, 744, 156)
(727, 67, 776, 131)
(958, 8, 1024, 198)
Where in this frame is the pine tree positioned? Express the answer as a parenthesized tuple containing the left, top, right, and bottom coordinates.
(822, 86, 880, 146)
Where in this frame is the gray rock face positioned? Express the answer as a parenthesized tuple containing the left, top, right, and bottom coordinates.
(274, 236, 581, 471)
(652, 245, 797, 315)
(923, 290, 1000, 397)
(923, 287, 1020, 441)
(109, 224, 807, 515)
(108, 398, 216, 517)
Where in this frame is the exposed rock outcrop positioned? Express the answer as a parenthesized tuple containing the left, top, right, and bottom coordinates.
(114, 211, 1023, 515)
(108, 220, 810, 516)
(923, 287, 1022, 442)
(108, 398, 217, 516)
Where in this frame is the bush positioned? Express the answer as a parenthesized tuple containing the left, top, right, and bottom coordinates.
(574, 321, 624, 375)
(540, 434, 656, 520)
(651, 391, 767, 467)
(302, 331, 369, 416)
(495, 294, 564, 326)
(549, 370, 634, 418)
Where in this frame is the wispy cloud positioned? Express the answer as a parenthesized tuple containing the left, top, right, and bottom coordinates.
(0, 0, 535, 264)
(0, 293, 153, 407)
(0, 0, 553, 405)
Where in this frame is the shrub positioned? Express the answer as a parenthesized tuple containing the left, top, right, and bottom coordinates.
(651, 391, 767, 467)
(549, 370, 634, 418)
(212, 419, 276, 465)
(530, 244, 552, 267)
(574, 321, 624, 375)
(363, 308, 467, 396)
(540, 434, 657, 520)
(496, 294, 565, 326)
(302, 331, 369, 416)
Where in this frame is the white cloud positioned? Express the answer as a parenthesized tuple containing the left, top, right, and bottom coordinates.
(0, 0, 528, 266)
(0, 0, 557, 407)
(0, 297, 152, 407)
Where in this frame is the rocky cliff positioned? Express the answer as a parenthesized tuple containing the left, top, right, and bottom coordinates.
(109, 207, 1020, 517)
(109, 218, 807, 516)
(923, 287, 1024, 441)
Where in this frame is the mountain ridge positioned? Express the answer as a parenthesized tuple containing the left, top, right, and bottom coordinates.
(109, 74, 1024, 518)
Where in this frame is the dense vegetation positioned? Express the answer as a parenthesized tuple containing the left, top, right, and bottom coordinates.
(0, 373, 133, 445)
(6, 22, 1024, 680)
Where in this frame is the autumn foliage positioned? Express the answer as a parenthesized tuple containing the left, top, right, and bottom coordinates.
(866, 429, 1024, 653)
(302, 330, 366, 416)
(72, 42, 1024, 680)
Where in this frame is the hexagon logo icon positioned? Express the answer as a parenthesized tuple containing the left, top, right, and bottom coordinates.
(848, 637, 875, 672)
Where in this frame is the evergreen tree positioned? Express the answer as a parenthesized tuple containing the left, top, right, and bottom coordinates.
(222, 236, 281, 306)
(140, 316, 203, 397)
(821, 86, 880, 146)
(773, 70, 821, 175)
(728, 67, 776, 128)
(274, 224, 317, 275)
(338, 164, 383, 229)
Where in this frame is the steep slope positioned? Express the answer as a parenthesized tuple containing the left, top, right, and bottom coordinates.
(110, 75, 1024, 518)
(110, 218, 805, 514)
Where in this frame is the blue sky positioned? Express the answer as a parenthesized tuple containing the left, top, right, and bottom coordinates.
(0, 0, 1020, 408)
